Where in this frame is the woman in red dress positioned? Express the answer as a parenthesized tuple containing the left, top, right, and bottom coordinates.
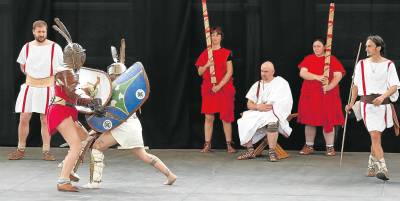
(195, 27, 236, 153)
(297, 38, 345, 156)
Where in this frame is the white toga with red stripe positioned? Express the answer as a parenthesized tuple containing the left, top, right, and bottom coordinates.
(15, 41, 64, 114)
(353, 59, 400, 132)
(237, 76, 293, 145)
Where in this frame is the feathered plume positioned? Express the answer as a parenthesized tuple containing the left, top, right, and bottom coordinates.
(54, 18, 72, 42)
(111, 46, 119, 63)
(52, 25, 72, 44)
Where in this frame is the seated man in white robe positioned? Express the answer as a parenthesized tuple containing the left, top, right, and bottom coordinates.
(237, 61, 293, 162)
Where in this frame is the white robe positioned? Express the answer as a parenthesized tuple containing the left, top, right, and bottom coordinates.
(237, 76, 293, 145)
(353, 59, 400, 132)
(15, 42, 63, 114)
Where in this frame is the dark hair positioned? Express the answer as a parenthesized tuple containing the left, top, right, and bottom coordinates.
(313, 38, 325, 45)
(367, 35, 385, 56)
(211, 26, 224, 39)
(32, 20, 47, 30)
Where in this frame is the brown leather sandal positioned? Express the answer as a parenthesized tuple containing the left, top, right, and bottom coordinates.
(42, 151, 56, 161)
(299, 144, 314, 155)
(325, 146, 336, 156)
(200, 141, 212, 153)
(8, 148, 25, 160)
(57, 182, 79, 192)
(226, 141, 237, 153)
(268, 149, 279, 162)
(237, 148, 255, 160)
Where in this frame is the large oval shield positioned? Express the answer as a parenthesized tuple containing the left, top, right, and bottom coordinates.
(86, 62, 150, 132)
(75, 67, 112, 114)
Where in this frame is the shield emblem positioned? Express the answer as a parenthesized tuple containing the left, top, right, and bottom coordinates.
(86, 62, 150, 132)
(75, 67, 112, 114)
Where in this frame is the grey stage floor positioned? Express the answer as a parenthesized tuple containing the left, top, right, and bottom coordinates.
(0, 147, 399, 201)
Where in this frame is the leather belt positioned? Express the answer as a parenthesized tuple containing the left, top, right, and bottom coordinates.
(51, 96, 75, 107)
(360, 94, 390, 105)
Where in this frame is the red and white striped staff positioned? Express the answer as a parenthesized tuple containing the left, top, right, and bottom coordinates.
(201, 0, 217, 85)
(323, 2, 335, 90)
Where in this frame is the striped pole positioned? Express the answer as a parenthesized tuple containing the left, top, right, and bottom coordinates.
(201, 0, 217, 85)
(323, 3, 335, 87)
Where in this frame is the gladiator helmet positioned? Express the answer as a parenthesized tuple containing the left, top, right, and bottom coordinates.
(107, 38, 127, 75)
(52, 18, 86, 70)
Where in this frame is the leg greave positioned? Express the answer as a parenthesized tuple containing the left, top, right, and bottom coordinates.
(90, 149, 105, 183)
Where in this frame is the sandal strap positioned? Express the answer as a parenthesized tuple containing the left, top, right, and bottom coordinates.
(201, 141, 212, 152)
(237, 148, 255, 160)
(269, 149, 277, 157)
(268, 149, 278, 160)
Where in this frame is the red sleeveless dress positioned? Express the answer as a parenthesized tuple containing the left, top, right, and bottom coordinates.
(195, 48, 236, 122)
(297, 54, 345, 132)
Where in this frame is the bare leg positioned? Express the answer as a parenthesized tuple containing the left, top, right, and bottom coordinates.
(132, 148, 177, 185)
(370, 131, 383, 160)
(40, 114, 55, 162)
(370, 145, 375, 157)
(222, 120, 232, 142)
(267, 132, 278, 149)
(201, 114, 215, 152)
(323, 128, 335, 147)
(305, 125, 316, 146)
(204, 114, 215, 142)
(74, 121, 89, 141)
(68, 121, 91, 175)
(39, 114, 51, 152)
(323, 128, 336, 156)
(92, 132, 117, 152)
(58, 117, 82, 180)
(222, 120, 236, 153)
(57, 122, 91, 171)
(266, 131, 279, 162)
(8, 113, 32, 160)
(18, 113, 32, 150)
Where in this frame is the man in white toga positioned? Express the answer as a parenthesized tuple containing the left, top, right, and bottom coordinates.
(237, 61, 293, 162)
(8, 20, 64, 160)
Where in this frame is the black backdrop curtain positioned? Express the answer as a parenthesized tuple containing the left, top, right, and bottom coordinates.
(1, 0, 400, 152)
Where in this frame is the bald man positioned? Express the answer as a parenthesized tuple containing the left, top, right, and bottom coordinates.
(237, 61, 293, 162)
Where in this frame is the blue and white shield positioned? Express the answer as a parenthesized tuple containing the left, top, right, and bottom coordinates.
(86, 62, 150, 132)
